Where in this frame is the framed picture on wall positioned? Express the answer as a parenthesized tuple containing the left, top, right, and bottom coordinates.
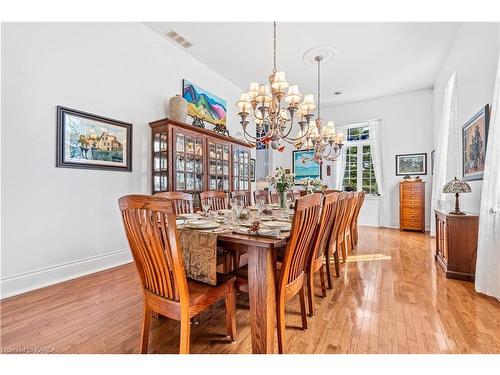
(431, 149, 435, 175)
(250, 158, 255, 182)
(56, 106, 132, 171)
(462, 104, 490, 181)
(395, 153, 427, 176)
(292, 150, 321, 184)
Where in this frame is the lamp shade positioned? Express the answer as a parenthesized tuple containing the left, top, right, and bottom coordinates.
(443, 177, 471, 194)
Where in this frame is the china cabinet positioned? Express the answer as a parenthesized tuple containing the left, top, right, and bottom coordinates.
(150, 118, 252, 207)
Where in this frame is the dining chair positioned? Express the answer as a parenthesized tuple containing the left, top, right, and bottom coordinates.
(325, 192, 347, 287)
(253, 189, 270, 205)
(350, 191, 366, 246)
(306, 192, 339, 317)
(345, 192, 360, 255)
(200, 190, 228, 211)
(154, 191, 193, 215)
(270, 190, 279, 204)
(337, 192, 357, 262)
(231, 190, 251, 208)
(118, 194, 237, 354)
(276, 193, 322, 353)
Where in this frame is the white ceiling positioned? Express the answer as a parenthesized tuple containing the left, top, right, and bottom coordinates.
(145, 22, 459, 106)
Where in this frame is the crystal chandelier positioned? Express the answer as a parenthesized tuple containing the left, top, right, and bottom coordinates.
(295, 55, 345, 164)
(236, 22, 315, 151)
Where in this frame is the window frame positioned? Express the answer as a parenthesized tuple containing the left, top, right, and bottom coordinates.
(342, 123, 379, 196)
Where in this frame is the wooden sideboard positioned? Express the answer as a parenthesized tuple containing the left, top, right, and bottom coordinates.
(399, 180, 425, 232)
(434, 210, 479, 281)
(149, 118, 252, 207)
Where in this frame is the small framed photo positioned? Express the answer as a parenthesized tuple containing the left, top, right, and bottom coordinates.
(395, 153, 427, 176)
(250, 158, 255, 182)
(462, 104, 490, 181)
(56, 106, 132, 171)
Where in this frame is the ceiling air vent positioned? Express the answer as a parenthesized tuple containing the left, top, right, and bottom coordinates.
(166, 30, 193, 49)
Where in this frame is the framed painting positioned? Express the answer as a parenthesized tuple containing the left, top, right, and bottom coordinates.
(431, 149, 435, 175)
(395, 153, 427, 176)
(250, 158, 256, 182)
(56, 106, 132, 171)
(292, 150, 321, 184)
(462, 104, 490, 181)
(182, 79, 227, 126)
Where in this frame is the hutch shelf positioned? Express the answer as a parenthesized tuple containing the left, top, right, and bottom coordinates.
(149, 118, 252, 207)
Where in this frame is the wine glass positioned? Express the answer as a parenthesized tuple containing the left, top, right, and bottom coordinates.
(234, 198, 243, 225)
(256, 198, 266, 220)
(201, 202, 210, 218)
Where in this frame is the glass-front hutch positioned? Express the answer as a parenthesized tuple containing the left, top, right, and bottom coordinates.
(150, 118, 252, 207)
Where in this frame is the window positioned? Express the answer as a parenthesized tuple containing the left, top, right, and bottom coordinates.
(342, 125, 379, 195)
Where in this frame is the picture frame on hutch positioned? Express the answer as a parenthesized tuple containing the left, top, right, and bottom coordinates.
(56, 106, 132, 172)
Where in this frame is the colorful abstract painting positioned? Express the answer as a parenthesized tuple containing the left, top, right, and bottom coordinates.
(182, 79, 226, 126)
(293, 150, 321, 184)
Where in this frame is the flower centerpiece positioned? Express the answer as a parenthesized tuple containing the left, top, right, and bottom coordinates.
(266, 167, 295, 209)
(300, 177, 327, 194)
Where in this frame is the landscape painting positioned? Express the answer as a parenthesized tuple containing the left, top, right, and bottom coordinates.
(182, 79, 227, 126)
(293, 150, 321, 183)
(395, 153, 427, 176)
(56, 106, 132, 171)
(462, 104, 490, 181)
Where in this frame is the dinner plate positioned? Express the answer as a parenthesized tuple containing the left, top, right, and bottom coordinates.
(176, 219, 186, 226)
(185, 220, 220, 230)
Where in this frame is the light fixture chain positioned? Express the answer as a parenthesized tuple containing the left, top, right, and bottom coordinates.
(273, 21, 277, 72)
(317, 57, 321, 120)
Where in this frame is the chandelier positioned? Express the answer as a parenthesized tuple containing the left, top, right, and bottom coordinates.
(295, 55, 345, 164)
(236, 22, 315, 151)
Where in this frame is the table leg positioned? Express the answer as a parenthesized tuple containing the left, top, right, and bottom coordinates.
(247, 245, 276, 354)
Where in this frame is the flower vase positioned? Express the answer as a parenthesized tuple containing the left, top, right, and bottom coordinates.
(278, 190, 286, 209)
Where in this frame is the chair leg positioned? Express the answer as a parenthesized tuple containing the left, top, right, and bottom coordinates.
(225, 283, 237, 342)
(333, 245, 341, 278)
(319, 267, 327, 297)
(276, 298, 286, 354)
(179, 312, 191, 354)
(306, 271, 314, 317)
(299, 286, 308, 330)
(325, 251, 333, 289)
(340, 237, 347, 263)
(140, 304, 152, 354)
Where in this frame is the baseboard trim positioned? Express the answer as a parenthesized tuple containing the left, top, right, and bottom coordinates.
(1, 249, 133, 299)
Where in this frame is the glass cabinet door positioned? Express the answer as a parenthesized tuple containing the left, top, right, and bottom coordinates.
(152, 130, 168, 193)
(232, 147, 250, 192)
(207, 138, 230, 192)
(173, 129, 204, 206)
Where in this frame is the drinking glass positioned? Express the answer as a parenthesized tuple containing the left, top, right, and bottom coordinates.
(256, 198, 266, 220)
(202, 202, 210, 218)
(234, 199, 243, 225)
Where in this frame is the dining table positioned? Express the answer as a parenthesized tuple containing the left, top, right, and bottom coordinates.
(178, 206, 292, 354)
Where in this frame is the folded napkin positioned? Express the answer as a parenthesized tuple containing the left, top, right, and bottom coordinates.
(233, 227, 281, 239)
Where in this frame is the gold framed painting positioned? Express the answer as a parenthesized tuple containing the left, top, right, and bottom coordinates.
(462, 104, 490, 181)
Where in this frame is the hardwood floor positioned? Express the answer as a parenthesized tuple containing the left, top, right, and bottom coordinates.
(1, 227, 499, 354)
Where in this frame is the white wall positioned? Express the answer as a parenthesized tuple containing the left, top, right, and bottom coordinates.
(433, 23, 500, 215)
(1, 22, 244, 298)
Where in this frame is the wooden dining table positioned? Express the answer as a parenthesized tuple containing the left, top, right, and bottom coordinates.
(218, 230, 289, 354)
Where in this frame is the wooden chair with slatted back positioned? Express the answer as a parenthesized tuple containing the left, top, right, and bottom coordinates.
(350, 191, 366, 246)
(118, 195, 236, 354)
(276, 193, 322, 353)
(344, 192, 360, 255)
(337, 192, 356, 262)
(153, 191, 194, 215)
(231, 190, 251, 208)
(253, 189, 270, 205)
(200, 190, 228, 211)
(306, 192, 339, 316)
(325, 192, 348, 287)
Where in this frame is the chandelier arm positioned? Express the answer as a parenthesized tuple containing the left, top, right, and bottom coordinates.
(276, 120, 312, 143)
